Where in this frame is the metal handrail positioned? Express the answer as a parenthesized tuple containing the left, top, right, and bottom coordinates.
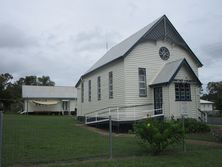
(84, 103, 153, 116)
(85, 104, 164, 124)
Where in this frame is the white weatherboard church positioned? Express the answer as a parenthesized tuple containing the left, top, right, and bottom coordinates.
(75, 15, 203, 124)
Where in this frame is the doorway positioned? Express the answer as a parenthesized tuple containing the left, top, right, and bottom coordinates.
(154, 87, 163, 115)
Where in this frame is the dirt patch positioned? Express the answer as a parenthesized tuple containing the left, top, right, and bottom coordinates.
(83, 125, 222, 145)
(77, 123, 134, 137)
(186, 139, 222, 147)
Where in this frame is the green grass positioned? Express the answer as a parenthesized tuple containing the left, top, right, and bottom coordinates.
(185, 124, 222, 142)
(52, 150, 222, 167)
(3, 114, 142, 166)
(185, 132, 217, 142)
(3, 114, 222, 167)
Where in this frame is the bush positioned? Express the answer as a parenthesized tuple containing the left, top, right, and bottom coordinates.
(178, 118, 210, 133)
(134, 118, 184, 154)
(211, 128, 222, 142)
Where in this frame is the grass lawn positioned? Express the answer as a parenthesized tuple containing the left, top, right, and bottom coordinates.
(185, 124, 222, 142)
(185, 132, 217, 142)
(3, 114, 222, 167)
(52, 150, 222, 167)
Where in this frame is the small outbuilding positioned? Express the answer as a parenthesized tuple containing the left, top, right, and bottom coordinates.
(200, 99, 214, 122)
(22, 85, 77, 115)
(200, 99, 214, 113)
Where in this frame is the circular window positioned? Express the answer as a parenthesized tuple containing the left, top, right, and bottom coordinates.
(159, 47, 170, 60)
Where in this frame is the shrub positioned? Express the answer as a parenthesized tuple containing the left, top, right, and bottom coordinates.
(211, 128, 222, 142)
(134, 118, 184, 154)
(178, 118, 210, 133)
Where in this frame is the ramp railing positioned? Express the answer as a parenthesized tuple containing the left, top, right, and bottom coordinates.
(85, 104, 164, 124)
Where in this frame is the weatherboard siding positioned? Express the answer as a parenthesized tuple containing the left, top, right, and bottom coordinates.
(162, 85, 170, 118)
(77, 60, 125, 117)
(76, 39, 200, 119)
(168, 84, 199, 119)
(168, 65, 200, 119)
(124, 40, 199, 117)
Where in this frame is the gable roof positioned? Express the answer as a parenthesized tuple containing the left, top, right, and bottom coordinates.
(76, 15, 203, 87)
(22, 85, 77, 99)
(86, 16, 161, 74)
(150, 58, 202, 87)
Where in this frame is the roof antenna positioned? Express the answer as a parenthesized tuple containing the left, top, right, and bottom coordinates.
(106, 41, 109, 51)
(105, 33, 109, 51)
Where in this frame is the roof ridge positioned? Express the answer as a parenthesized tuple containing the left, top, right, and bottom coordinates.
(75, 15, 202, 87)
(166, 58, 184, 64)
(85, 16, 164, 74)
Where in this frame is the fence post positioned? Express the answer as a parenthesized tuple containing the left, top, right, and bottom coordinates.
(26, 98, 29, 115)
(109, 115, 112, 159)
(182, 115, 186, 152)
(0, 109, 3, 167)
(117, 107, 119, 121)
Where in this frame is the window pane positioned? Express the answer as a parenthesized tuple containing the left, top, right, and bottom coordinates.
(109, 72, 113, 99)
(139, 89, 146, 95)
(97, 76, 101, 100)
(175, 83, 191, 101)
(139, 68, 145, 75)
(138, 68, 147, 96)
(88, 80, 91, 102)
(139, 75, 145, 81)
(81, 82, 84, 103)
(139, 83, 146, 88)
(185, 84, 191, 100)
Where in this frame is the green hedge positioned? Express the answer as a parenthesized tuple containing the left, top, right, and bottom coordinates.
(177, 118, 210, 133)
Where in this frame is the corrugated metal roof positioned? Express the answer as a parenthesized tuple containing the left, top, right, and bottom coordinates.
(150, 58, 202, 86)
(76, 15, 203, 87)
(150, 59, 184, 86)
(22, 85, 77, 99)
(86, 16, 161, 74)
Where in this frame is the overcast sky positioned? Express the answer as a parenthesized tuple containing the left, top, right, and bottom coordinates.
(0, 0, 222, 88)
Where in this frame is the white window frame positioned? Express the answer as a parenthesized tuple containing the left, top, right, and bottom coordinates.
(109, 71, 113, 99)
(138, 68, 147, 97)
(81, 81, 84, 103)
(97, 76, 101, 100)
(88, 80, 91, 102)
(175, 83, 191, 101)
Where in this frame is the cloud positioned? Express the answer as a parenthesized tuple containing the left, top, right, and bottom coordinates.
(0, 0, 221, 86)
(198, 42, 222, 66)
(74, 28, 121, 52)
(202, 42, 222, 59)
(0, 23, 38, 48)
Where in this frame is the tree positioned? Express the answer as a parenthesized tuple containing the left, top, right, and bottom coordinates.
(203, 82, 222, 110)
(0, 73, 56, 112)
(37, 76, 55, 86)
(23, 76, 38, 85)
(0, 73, 14, 110)
(0, 73, 13, 91)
